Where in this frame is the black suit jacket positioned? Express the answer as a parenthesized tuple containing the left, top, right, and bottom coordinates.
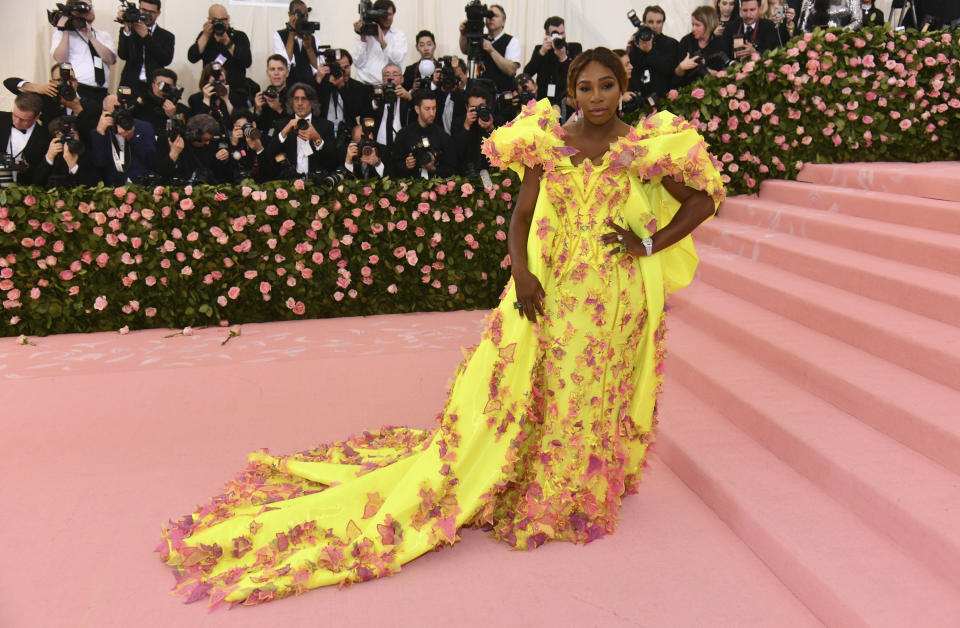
(317, 78, 374, 127)
(187, 29, 252, 106)
(89, 119, 157, 185)
(0, 115, 51, 186)
(371, 99, 411, 148)
(523, 42, 583, 105)
(3, 77, 99, 137)
(117, 24, 175, 89)
(392, 122, 456, 178)
(723, 19, 779, 58)
(262, 115, 337, 179)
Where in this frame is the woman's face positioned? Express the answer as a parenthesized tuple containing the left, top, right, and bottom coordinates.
(717, 0, 735, 18)
(574, 60, 621, 125)
(619, 54, 633, 78)
(691, 17, 706, 39)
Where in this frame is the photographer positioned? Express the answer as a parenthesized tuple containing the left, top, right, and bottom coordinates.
(343, 118, 389, 180)
(0, 93, 50, 186)
(186, 4, 252, 108)
(393, 90, 455, 179)
(50, 0, 117, 107)
(353, 0, 407, 86)
(4, 63, 94, 129)
(263, 82, 337, 179)
(188, 63, 234, 126)
(724, 0, 778, 62)
(254, 55, 291, 134)
(432, 56, 468, 135)
(155, 113, 232, 184)
(90, 91, 155, 185)
(613, 49, 643, 114)
(224, 110, 267, 182)
(403, 30, 437, 91)
(523, 16, 582, 109)
(452, 85, 495, 177)
(274, 1, 320, 85)
(315, 49, 374, 133)
(459, 4, 522, 94)
(499, 73, 538, 121)
(674, 6, 728, 90)
(135, 68, 188, 137)
(371, 64, 411, 150)
(34, 114, 97, 188)
(116, 0, 174, 99)
(627, 6, 679, 103)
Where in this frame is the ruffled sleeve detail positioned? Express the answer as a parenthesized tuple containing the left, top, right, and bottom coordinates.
(609, 111, 726, 209)
(481, 99, 577, 176)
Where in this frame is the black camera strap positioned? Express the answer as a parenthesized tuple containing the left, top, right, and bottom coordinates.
(85, 36, 107, 87)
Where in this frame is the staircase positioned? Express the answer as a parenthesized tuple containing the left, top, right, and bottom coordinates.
(658, 162, 960, 627)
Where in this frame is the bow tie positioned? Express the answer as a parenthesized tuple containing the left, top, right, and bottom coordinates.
(13, 127, 28, 134)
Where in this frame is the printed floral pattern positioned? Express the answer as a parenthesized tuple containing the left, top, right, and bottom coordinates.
(159, 98, 724, 608)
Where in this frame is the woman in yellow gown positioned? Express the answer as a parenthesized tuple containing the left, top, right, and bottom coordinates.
(158, 48, 725, 608)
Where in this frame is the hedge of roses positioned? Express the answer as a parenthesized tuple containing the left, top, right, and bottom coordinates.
(0, 176, 516, 337)
(627, 27, 960, 195)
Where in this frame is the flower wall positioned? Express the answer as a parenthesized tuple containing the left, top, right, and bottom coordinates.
(0, 178, 515, 337)
(629, 27, 960, 195)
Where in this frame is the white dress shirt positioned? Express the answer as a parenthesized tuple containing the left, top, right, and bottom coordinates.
(279, 113, 322, 174)
(272, 31, 318, 76)
(353, 27, 407, 85)
(375, 103, 402, 146)
(490, 31, 522, 65)
(50, 28, 116, 87)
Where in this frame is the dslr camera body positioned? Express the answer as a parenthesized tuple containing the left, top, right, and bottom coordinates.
(47, 2, 91, 31)
(437, 56, 460, 91)
(108, 86, 138, 134)
(358, 0, 390, 37)
(115, 1, 150, 25)
(463, 0, 494, 59)
(58, 114, 85, 156)
(56, 63, 78, 102)
(211, 17, 228, 37)
(157, 81, 184, 103)
(290, 7, 320, 36)
(411, 136, 437, 168)
(373, 80, 398, 106)
(319, 47, 345, 80)
(627, 10, 656, 47)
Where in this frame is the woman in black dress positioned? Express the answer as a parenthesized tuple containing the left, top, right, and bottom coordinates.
(675, 6, 728, 90)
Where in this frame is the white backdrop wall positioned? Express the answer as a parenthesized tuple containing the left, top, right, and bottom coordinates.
(1, 0, 895, 111)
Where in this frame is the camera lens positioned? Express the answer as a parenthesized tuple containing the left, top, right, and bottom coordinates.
(297, 119, 310, 131)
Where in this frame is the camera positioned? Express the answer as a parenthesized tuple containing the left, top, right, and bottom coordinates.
(438, 56, 459, 91)
(211, 17, 228, 37)
(358, 0, 390, 37)
(108, 86, 137, 133)
(47, 2, 91, 31)
(320, 47, 344, 79)
(209, 62, 227, 97)
(358, 116, 377, 157)
(115, 1, 149, 25)
(242, 123, 262, 142)
(157, 81, 184, 103)
(411, 136, 437, 168)
(627, 10, 655, 46)
(56, 63, 77, 102)
(296, 118, 311, 132)
(474, 103, 492, 123)
(373, 80, 398, 106)
(463, 0, 494, 59)
(58, 114, 85, 156)
(513, 74, 535, 106)
(263, 85, 280, 99)
(550, 32, 566, 50)
(290, 7, 320, 35)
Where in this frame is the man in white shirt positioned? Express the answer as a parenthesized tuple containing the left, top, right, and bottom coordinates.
(0, 94, 50, 186)
(266, 83, 337, 178)
(352, 0, 407, 85)
(50, 0, 118, 107)
(273, 0, 320, 85)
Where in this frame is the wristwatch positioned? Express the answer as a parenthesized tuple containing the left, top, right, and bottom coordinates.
(641, 237, 654, 256)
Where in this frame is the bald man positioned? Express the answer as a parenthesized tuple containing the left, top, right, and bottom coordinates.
(187, 3, 252, 107)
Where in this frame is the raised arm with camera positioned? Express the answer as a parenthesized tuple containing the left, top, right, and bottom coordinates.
(4, 63, 97, 132)
(135, 68, 188, 136)
(261, 83, 337, 180)
(392, 90, 455, 179)
(459, 3, 522, 93)
(187, 4, 252, 107)
(274, 1, 320, 85)
(353, 0, 407, 85)
(343, 117, 389, 180)
(90, 90, 155, 185)
(626, 7, 679, 102)
(116, 0, 174, 98)
(452, 85, 495, 177)
(49, 1, 117, 106)
(315, 49, 374, 130)
(523, 16, 582, 106)
(34, 114, 98, 188)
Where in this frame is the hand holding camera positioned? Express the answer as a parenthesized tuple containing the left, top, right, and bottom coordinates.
(46, 136, 65, 163)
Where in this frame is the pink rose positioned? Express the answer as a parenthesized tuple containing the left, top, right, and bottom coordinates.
(387, 284, 397, 294)
(333, 291, 345, 301)
(180, 198, 195, 211)
(275, 188, 288, 200)
(691, 88, 705, 100)
(292, 301, 305, 315)
(217, 295, 228, 307)
(448, 285, 458, 294)
(228, 286, 240, 299)
(24, 195, 36, 206)
(93, 295, 108, 311)
(259, 281, 271, 294)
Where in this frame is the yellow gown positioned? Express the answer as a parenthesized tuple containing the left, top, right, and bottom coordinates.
(158, 99, 725, 608)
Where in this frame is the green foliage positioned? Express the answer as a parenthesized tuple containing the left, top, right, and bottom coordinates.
(626, 27, 960, 195)
(0, 177, 516, 336)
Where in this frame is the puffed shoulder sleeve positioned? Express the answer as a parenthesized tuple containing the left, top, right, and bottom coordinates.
(481, 98, 575, 176)
(611, 110, 726, 209)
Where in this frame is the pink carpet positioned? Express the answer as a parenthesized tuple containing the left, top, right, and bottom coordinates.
(3, 161, 959, 626)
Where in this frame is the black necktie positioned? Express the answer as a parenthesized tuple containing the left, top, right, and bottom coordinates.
(86, 37, 106, 87)
(386, 103, 395, 146)
(745, 25, 753, 36)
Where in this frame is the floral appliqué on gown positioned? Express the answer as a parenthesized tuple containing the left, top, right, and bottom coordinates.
(157, 99, 725, 608)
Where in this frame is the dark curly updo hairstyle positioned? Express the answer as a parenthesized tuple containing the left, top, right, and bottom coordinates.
(566, 47, 629, 99)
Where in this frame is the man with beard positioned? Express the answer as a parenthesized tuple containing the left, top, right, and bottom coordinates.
(393, 90, 455, 178)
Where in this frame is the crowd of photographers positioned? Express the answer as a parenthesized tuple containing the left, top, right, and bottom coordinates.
(2, 0, 957, 190)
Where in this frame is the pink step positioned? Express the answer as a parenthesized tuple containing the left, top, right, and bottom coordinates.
(797, 162, 960, 202)
(658, 380, 960, 627)
(669, 282, 960, 476)
(719, 196, 960, 275)
(695, 219, 960, 327)
(758, 180, 960, 235)
(694, 246, 960, 390)
(667, 318, 960, 590)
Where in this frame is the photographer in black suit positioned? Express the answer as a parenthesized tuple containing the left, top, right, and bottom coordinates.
(116, 0, 175, 100)
(452, 85, 496, 177)
(724, 0, 778, 62)
(4, 64, 96, 133)
(89, 92, 156, 185)
(343, 117, 390, 180)
(186, 4, 252, 108)
(253, 55, 292, 135)
(370, 63, 411, 154)
(224, 110, 268, 182)
(315, 49, 374, 134)
(627, 6, 680, 103)
(393, 90, 455, 179)
(135, 68, 189, 138)
(34, 115, 98, 188)
(155, 113, 232, 184)
(262, 82, 337, 180)
(0, 94, 50, 186)
(273, 0, 320, 85)
(523, 16, 582, 108)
